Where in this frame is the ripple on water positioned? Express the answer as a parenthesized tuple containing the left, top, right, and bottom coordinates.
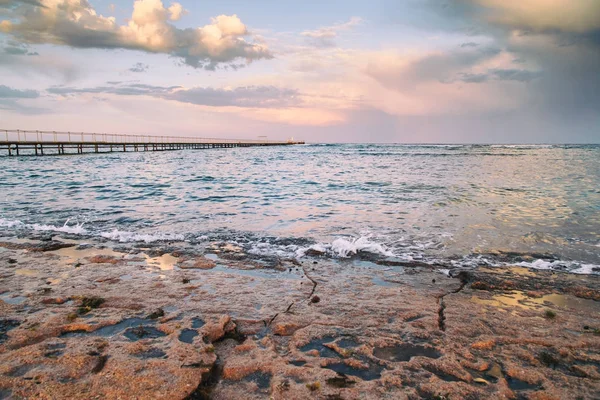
(1, 145, 600, 268)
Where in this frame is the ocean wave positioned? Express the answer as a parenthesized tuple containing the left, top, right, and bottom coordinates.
(0, 217, 184, 243)
(0, 218, 25, 228)
(30, 222, 88, 235)
(246, 241, 301, 259)
(448, 254, 600, 275)
(515, 259, 598, 274)
(0, 217, 87, 234)
(489, 144, 555, 149)
(2, 216, 598, 274)
(296, 236, 396, 258)
(225, 235, 400, 260)
(99, 229, 185, 243)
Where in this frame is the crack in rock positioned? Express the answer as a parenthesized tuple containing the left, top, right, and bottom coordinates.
(437, 271, 472, 332)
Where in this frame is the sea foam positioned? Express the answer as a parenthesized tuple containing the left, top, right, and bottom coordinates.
(100, 229, 185, 243)
(296, 236, 395, 258)
(0, 218, 87, 234)
(515, 259, 599, 274)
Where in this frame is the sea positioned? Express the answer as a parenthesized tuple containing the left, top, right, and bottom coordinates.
(1, 144, 599, 274)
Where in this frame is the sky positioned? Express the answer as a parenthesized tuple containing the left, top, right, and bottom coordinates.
(0, 0, 599, 143)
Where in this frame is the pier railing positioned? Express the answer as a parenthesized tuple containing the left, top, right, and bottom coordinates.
(0, 129, 304, 156)
(1, 129, 292, 145)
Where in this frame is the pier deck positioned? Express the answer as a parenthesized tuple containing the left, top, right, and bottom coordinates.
(0, 129, 304, 156)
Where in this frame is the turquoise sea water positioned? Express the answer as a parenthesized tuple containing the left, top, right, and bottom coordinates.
(1, 144, 599, 272)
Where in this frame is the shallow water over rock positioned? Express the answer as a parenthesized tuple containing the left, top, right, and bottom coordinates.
(373, 343, 441, 362)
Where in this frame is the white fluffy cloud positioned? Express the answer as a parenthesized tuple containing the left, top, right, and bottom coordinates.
(0, 0, 272, 69)
(167, 2, 185, 21)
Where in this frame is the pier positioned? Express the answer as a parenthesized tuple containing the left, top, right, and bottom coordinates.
(0, 129, 304, 156)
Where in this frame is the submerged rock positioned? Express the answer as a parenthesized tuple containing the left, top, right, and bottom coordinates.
(179, 257, 216, 270)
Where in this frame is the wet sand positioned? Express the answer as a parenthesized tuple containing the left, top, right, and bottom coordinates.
(1, 237, 600, 399)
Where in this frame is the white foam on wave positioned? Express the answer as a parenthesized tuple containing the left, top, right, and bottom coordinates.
(0, 217, 87, 234)
(515, 259, 599, 274)
(247, 242, 300, 259)
(1, 216, 184, 243)
(100, 229, 185, 243)
(31, 220, 88, 235)
(0, 218, 25, 228)
(490, 144, 554, 149)
(331, 237, 395, 258)
(439, 254, 600, 275)
(296, 236, 396, 259)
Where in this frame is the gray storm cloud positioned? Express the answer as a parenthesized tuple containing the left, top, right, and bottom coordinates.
(460, 0, 600, 116)
(407, 0, 600, 118)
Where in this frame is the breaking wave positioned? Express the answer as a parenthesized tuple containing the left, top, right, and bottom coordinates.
(0, 217, 183, 243)
(99, 229, 185, 243)
(0, 218, 87, 235)
(1, 216, 599, 274)
(296, 237, 396, 258)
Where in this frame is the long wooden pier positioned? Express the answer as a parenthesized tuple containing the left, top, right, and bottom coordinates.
(0, 129, 304, 156)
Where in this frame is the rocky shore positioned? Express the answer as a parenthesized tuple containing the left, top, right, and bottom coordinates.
(1, 236, 599, 399)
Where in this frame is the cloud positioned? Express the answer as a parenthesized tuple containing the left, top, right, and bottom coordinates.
(0, 84, 43, 115)
(47, 83, 180, 96)
(2, 40, 39, 55)
(365, 46, 504, 91)
(406, 1, 600, 118)
(469, 0, 600, 34)
(0, 84, 39, 98)
(0, 49, 79, 81)
(0, 0, 44, 6)
(457, 72, 488, 83)
(42, 82, 343, 126)
(1, 0, 272, 69)
(129, 62, 149, 73)
(167, 2, 185, 21)
(488, 68, 542, 82)
(47, 82, 301, 108)
(460, 42, 478, 47)
(302, 17, 362, 47)
(457, 68, 542, 83)
(466, 1, 599, 116)
(0, 99, 48, 114)
(167, 86, 300, 108)
(4, 45, 28, 54)
(0, 20, 12, 32)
